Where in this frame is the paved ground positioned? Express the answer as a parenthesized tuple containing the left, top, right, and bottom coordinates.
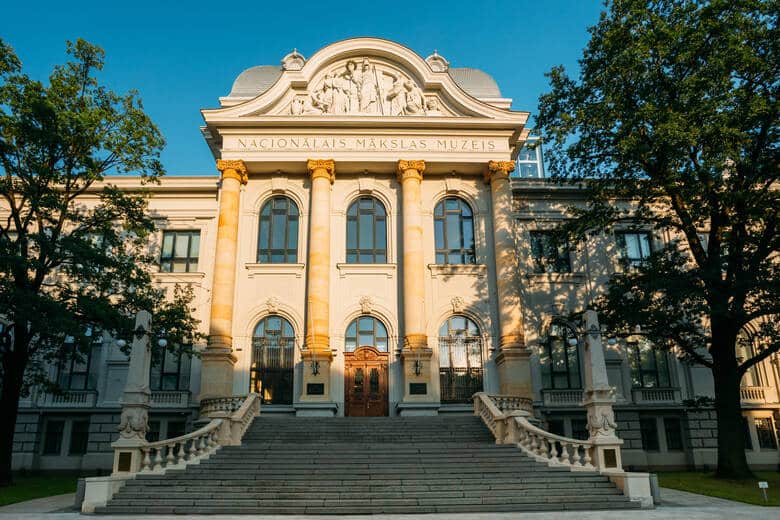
(0, 488, 776, 519)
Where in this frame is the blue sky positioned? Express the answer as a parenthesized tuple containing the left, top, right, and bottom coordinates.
(3, 0, 604, 175)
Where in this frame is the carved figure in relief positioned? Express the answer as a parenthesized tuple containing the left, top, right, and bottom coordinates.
(404, 80, 425, 115)
(291, 96, 305, 115)
(425, 97, 443, 116)
(386, 73, 407, 116)
(358, 59, 380, 114)
(331, 75, 349, 114)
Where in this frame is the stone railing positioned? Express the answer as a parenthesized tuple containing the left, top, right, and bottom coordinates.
(740, 386, 768, 404)
(542, 389, 583, 407)
(489, 394, 534, 413)
(141, 418, 222, 473)
(200, 394, 247, 415)
(151, 390, 190, 408)
(475, 392, 598, 471)
(632, 387, 679, 404)
(43, 390, 98, 408)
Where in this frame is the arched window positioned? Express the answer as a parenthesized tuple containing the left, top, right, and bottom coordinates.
(540, 321, 581, 389)
(345, 316, 389, 352)
(346, 196, 387, 263)
(257, 197, 299, 263)
(251, 315, 295, 404)
(434, 197, 475, 264)
(438, 315, 483, 402)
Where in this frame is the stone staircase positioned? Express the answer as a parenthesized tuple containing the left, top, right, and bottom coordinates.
(96, 415, 641, 514)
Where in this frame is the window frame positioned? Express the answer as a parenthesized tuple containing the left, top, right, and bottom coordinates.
(640, 417, 660, 451)
(529, 231, 572, 274)
(250, 315, 296, 405)
(615, 231, 653, 268)
(433, 197, 476, 265)
(257, 196, 299, 264)
(438, 315, 483, 403)
(150, 345, 191, 391)
(160, 230, 201, 273)
(57, 336, 101, 391)
(540, 321, 582, 390)
(345, 316, 389, 353)
(345, 196, 387, 264)
(628, 338, 672, 389)
(42, 420, 65, 455)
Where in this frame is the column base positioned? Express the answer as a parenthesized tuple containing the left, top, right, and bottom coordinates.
(198, 347, 237, 402)
(495, 348, 533, 398)
(299, 350, 334, 404)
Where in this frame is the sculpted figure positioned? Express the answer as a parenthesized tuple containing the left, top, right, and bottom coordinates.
(404, 80, 425, 115)
(358, 59, 379, 114)
(386, 74, 407, 115)
(344, 60, 361, 113)
(331, 75, 349, 114)
(425, 97, 443, 116)
(312, 74, 334, 113)
(290, 96, 305, 115)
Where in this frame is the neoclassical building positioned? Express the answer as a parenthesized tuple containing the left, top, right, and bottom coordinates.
(10, 38, 780, 472)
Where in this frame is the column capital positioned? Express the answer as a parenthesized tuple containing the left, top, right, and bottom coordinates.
(485, 160, 515, 184)
(397, 160, 426, 182)
(216, 160, 248, 184)
(307, 159, 335, 184)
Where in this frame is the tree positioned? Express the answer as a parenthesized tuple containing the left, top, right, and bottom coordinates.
(536, 0, 778, 479)
(0, 39, 201, 486)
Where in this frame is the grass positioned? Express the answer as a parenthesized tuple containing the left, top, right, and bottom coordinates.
(0, 474, 79, 507)
(658, 471, 780, 506)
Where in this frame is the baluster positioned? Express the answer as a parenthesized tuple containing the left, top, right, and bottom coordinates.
(583, 446, 593, 468)
(166, 442, 175, 466)
(560, 442, 571, 465)
(549, 439, 559, 463)
(177, 440, 187, 464)
(153, 446, 163, 471)
(198, 435, 206, 456)
(141, 448, 152, 472)
(188, 438, 198, 460)
(572, 444, 582, 467)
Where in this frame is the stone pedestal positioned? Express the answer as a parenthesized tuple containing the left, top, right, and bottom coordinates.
(112, 311, 152, 476)
(398, 348, 438, 416)
(495, 348, 533, 397)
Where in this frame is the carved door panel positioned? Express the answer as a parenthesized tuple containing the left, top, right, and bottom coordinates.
(345, 347, 388, 417)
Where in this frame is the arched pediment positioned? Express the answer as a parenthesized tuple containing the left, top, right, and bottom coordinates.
(204, 38, 526, 122)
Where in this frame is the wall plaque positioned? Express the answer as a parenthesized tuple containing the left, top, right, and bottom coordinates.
(409, 383, 427, 395)
(307, 383, 325, 395)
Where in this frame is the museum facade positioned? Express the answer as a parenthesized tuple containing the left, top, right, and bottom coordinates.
(10, 38, 780, 472)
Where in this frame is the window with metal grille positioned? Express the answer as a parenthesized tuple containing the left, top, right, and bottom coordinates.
(434, 197, 475, 264)
(530, 231, 571, 273)
(345, 316, 389, 352)
(616, 231, 652, 268)
(629, 338, 671, 388)
(250, 316, 295, 404)
(346, 196, 387, 264)
(160, 230, 200, 272)
(257, 197, 299, 263)
(439, 315, 483, 403)
(540, 321, 581, 389)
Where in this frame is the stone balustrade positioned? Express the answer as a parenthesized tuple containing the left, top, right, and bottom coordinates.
(141, 419, 222, 473)
(200, 394, 249, 415)
(488, 394, 533, 413)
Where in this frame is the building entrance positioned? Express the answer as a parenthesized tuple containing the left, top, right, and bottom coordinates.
(344, 347, 388, 416)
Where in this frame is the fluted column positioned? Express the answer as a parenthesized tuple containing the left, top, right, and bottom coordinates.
(299, 159, 336, 411)
(397, 160, 435, 413)
(487, 160, 532, 398)
(200, 159, 247, 405)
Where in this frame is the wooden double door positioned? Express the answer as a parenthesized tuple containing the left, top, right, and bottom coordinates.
(344, 347, 388, 417)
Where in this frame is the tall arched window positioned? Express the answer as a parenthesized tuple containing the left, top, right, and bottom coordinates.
(439, 315, 483, 402)
(345, 316, 389, 352)
(540, 321, 581, 389)
(257, 197, 299, 263)
(251, 315, 295, 404)
(346, 197, 387, 263)
(434, 197, 475, 264)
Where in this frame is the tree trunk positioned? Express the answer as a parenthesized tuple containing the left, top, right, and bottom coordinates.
(710, 322, 753, 479)
(0, 349, 26, 487)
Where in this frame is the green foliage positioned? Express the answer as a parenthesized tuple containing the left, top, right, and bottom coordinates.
(0, 37, 202, 397)
(536, 0, 778, 478)
(658, 471, 780, 506)
(0, 473, 79, 506)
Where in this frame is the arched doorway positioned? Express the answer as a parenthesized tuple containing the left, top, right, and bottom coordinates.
(344, 316, 389, 416)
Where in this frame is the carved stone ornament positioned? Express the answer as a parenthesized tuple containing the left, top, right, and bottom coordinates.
(216, 159, 248, 184)
(485, 160, 516, 183)
(117, 406, 149, 440)
(289, 58, 446, 116)
(425, 50, 449, 72)
(359, 296, 373, 314)
(586, 409, 618, 438)
(451, 296, 465, 313)
(281, 49, 305, 71)
(266, 296, 280, 312)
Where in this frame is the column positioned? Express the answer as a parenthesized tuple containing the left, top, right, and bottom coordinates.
(298, 159, 336, 413)
(397, 160, 435, 414)
(486, 160, 533, 398)
(200, 159, 247, 405)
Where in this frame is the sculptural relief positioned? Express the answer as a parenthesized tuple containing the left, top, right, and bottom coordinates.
(289, 58, 448, 116)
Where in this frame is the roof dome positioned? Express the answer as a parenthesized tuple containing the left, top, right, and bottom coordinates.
(229, 65, 282, 97)
(448, 68, 502, 99)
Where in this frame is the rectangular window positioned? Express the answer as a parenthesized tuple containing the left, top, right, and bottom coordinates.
(529, 231, 571, 274)
(515, 139, 545, 178)
(167, 421, 186, 439)
(664, 417, 683, 451)
(43, 420, 65, 455)
(150, 346, 191, 391)
(68, 420, 90, 455)
(546, 419, 565, 437)
(57, 339, 101, 391)
(755, 418, 777, 449)
(629, 340, 671, 388)
(640, 417, 659, 451)
(160, 230, 200, 273)
(616, 231, 652, 268)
